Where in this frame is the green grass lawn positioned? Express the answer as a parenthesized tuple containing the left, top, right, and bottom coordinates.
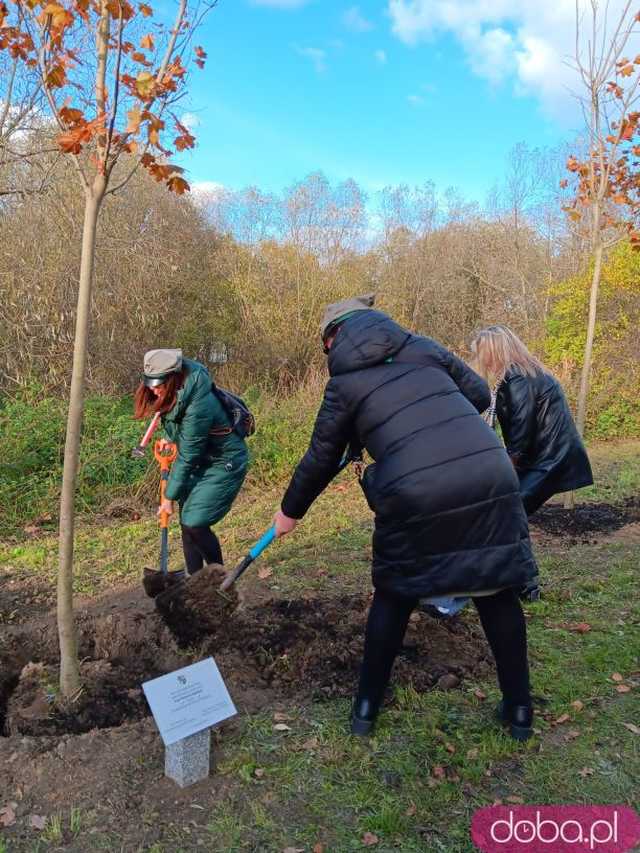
(0, 442, 639, 851)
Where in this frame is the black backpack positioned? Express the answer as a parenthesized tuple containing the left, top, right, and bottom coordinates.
(211, 381, 256, 439)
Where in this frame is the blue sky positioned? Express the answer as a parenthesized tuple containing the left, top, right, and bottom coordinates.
(177, 0, 599, 201)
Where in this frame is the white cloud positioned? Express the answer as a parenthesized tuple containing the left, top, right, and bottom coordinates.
(180, 112, 201, 132)
(343, 5, 374, 33)
(294, 45, 327, 73)
(251, 0, 308, 7)
(407, 93, 424, 105)
(191, 181, 225, 198)
(374, 49, 388, 64)
(387, 0, 632, 117)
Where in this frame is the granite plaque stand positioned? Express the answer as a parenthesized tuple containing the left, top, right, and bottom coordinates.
(165, 727, 211, 788)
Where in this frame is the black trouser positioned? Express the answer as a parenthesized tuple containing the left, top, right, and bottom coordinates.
(356, 587, 531, 710)
(181, 524, 223, 574)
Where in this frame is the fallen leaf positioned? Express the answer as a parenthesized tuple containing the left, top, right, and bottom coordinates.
(253, 768, 265, 779)
(313, 845, 324, 853)
(466, 748, 479, 759)
(445, 742, 456, 754)
(258, 567, 273, 580)
(302, 737, 319, 750)
(273, 712, 290, 722)
(616, 684, 631, 693)
(405, 802, 417, 816)
(569, 622, 591, 634)
(554, 714, 570, 725)
(474, 689, 487, 701)
(431, 765, 446, 779)
(578, 767, 594, 778)
(506, 796, 524, 804)
(29, 814, 46, 830)
(622, 722, 640, 735)
(611, 673, 624, 682)
(567, 730, 581, 740)
(273, 723, 291, 732)
(0, 803, 16, 827)
(571, 700, 584, 712)
(361, 832, 379, 847)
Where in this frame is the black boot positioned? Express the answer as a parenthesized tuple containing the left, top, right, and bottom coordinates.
(350, 697, 379, 737)
(495, 700, 533, 741)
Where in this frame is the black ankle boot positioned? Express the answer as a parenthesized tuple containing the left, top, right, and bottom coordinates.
(495, 700, 533, 741)
(350, 698, 379, 737)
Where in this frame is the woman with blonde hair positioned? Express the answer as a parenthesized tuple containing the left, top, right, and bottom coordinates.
(470, 325, 593, 519)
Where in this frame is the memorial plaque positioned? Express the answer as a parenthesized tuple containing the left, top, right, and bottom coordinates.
(143, 657, 236, 746)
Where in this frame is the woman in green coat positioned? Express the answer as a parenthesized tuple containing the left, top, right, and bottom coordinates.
(134, 349, 248, 573)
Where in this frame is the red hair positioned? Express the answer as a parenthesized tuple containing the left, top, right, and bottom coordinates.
(133, 370, 185, 420)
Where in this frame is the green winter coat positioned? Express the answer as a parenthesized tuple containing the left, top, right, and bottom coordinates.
(162, 359, 248, 527)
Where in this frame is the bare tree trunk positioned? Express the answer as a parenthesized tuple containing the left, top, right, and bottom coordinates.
(575, 231, 603, 438)
(57, 182, 105, 696)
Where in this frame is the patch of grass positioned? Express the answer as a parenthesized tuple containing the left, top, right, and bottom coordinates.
(576, 440, 640, 503)
(1, 443, 639, 852)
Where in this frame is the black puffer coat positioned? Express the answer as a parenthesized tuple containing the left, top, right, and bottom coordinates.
(496, 368, 593, 514)
(281, 311, 537, 599)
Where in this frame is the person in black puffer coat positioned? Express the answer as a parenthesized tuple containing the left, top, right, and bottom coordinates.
(471, 325, 594, 599)
(273, 296, 538, 741)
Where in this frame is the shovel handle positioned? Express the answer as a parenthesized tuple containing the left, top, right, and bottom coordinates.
(220, 526, 276, 591)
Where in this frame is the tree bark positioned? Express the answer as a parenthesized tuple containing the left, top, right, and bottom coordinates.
(575, 228, 603, 438)
(57, 182, 105, 696)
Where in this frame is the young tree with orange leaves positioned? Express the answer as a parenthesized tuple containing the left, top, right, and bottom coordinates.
(564, 1, 640, 439)
(0, 0, 214, 695)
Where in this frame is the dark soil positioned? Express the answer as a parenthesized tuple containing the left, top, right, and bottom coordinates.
(529, 497, 640, 539)
(1, 586, 489, 739)
(154, 562, 240, 646)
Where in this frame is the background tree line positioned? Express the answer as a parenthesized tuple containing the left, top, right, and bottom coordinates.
(1, 139, 638, 438)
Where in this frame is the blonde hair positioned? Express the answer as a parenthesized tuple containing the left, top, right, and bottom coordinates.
(470, 325, 546, 381)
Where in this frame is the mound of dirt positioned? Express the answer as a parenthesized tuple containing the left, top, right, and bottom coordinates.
(529, 497, 640, 539)
(1, 588, 489, 738)
(6, 660, 150, 737)
(154, 563, 240, 646)
(211, 595, 491, 699)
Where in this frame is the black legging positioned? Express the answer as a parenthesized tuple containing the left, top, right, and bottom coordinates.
(356, 587, 530, 710)
(181, 524, 223, 574)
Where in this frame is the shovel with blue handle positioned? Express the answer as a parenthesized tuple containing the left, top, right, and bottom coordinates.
(219, 525, 277, 592)
(219, 450, 355, 594)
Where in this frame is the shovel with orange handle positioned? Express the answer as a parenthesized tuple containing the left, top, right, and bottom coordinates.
(142, 439, 186, 598)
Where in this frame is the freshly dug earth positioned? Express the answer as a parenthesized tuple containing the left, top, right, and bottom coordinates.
(2, 587, 489, 738)
(529, 497, 640, 540)
(214, 595, 491, 699)
(154, 562, 240, 646)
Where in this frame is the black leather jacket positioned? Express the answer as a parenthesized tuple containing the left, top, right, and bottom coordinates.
(496, 368, 593, 512)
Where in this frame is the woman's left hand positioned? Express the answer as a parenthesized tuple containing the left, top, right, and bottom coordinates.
(158, 498, 174, 517)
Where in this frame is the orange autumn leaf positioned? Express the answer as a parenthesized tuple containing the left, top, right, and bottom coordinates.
(126, 106, 141, 133)
(132, 51, 152, 66)
(135, 70, 154, 98)
(167, 175, 190, 194)
(140, 33, 154, 50)
(174, 132, 195, 151)
(59, 106, 84, 124)
(46, 64, 67, 88)
(139, 2, 152, 15)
